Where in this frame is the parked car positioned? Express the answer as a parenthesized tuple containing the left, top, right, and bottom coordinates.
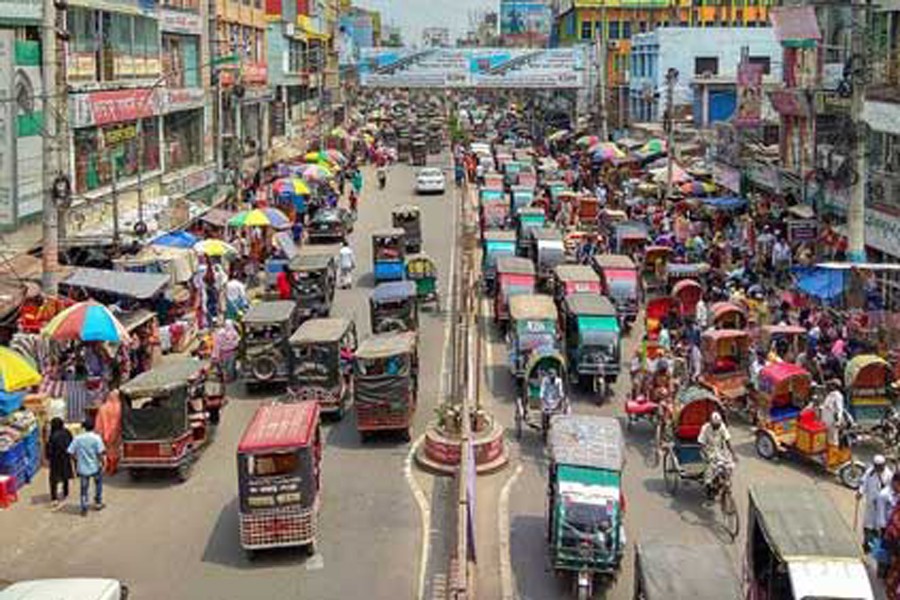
(416, 167, 446, 194)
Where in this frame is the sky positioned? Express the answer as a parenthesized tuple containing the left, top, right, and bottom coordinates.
(354, 0, 497, 46)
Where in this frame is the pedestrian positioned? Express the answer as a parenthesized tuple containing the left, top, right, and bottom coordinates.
(877, 472, 900, 578)
(94, 389, 122, 475)
(276, 264, 293, 300)
(860, 454, 894, 552)
(821, 378, 846, 447)
(339, 240, 356, 289)
(351, 168, 363, 196)
(67, 418, 106, 516)
(46, 417, 72, 509)
(881, 481, 900, 598)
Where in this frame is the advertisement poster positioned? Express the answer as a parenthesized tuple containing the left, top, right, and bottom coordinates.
(500, 0, 551, 47)
(359, 48, 585, 89)
(734, 61, 763, 128)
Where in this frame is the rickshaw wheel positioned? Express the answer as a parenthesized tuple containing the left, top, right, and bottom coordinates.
(514, 399, 524, 440)
(754, 432, 777, 460)
(721, 491, 740, 540)
(307, 540, 318, 556)
(662, 450, 679, 495)
(575, 576, 593, 600)
(209, 407, 221, 425)
(839, 461, 866, 489)
(177, 461, 192, 483)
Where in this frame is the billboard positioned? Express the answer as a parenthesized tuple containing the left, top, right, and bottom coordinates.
(735, 61, 763, 128)
(500, 1, 551, 47)
(338, 13, 375, 66)
(358, 48, 586, 89)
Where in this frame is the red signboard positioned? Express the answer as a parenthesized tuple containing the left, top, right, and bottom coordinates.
(72, 88, 161, 128)
(243, 63, 268, 85)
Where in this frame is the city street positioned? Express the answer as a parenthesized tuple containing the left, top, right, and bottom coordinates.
(0, 161, 458, 600)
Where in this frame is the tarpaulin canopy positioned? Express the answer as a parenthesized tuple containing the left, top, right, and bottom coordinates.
(151, 230, 198, 249)
(794, 267, 846, 301)
(771, 6, 821, 47)
(701, 196, 748, 212)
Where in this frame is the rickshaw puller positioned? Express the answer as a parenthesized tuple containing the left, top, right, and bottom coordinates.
(540, 369, 565, 414)
(339, 241, 356, 289)
(698, 412, 735, 495)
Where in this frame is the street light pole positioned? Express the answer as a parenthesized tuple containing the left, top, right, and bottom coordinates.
(40, 0, 61, 294)
(664, 67, 678, 200)
(847, 0, 867, 262)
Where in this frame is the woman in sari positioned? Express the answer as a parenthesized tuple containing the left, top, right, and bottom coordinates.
(94, 389, 122, 475)
(882, 472, 900, 599)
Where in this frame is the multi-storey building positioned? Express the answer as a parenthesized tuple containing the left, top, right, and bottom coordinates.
(552, 0, 774, 130)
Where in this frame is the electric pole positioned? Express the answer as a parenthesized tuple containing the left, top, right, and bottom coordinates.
(597, 6, 609, 141)
(664, 67, 678, 200)
(847, 0, 867, 262)
(40, 0, 62, 294)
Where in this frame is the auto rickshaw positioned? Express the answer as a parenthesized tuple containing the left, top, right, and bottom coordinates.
(753, 363, 865, 488)
(288, 247, 337, 318)
(644, 295, 673, 340)
(758, 324, 806, 362)
(845, 354, 896, 442)
(482, 230, 517, 294)
(613, 221, 649, 256)
(391, 205, 422, 254)
(240, 300, 299, 388)
(237, 402, 322, 554)
(671, 278, 703, 318)
(354, 332, 418, 442)
(561, 294, 620, 397)
(598, 208, 628, 240)
(697, 329, 751, 415)
(495, 256, 536, 326)
(745, 484, 875, 600)
(633, 543, 741, 600)
(287, 317, 357, 418)
(533, 229, 566, 289)
(510, 185, 535, 216)
(516, 207, 547, 253)
(508, 294, 560, 379)
(484, 172, 504, 190)
(552, 265, 602, 308)
(411, 141, 427, 166)
(710, 301, 747, 330)
(642, 245, 672, 297)
(547, 415, 625, 598)
(480, 188, 509, 232)
(120, 357, 212, 481)
(666, 262, 711, 287)
(592, 254, 640, 327)
(370, 281, 419, 334)
(405, 253, 439, 306)
(372, 228, 407, 283)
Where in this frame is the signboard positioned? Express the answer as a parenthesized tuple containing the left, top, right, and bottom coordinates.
(734, 61, 763, 128)
(358, 48, 586, 89)
(500, 0, 551, 47)
(862, 100, 900, 137)
(768, 89, 810, 117)
(712, 162, 741, 192)
(71, 88, 161, 128)
(243, 63, 267, 85)
(787, 219, 819, 242)
(159, 8, 202, 35)
(163, 87, 205, 113)
(270, 100, 286, 137)
(0, 31, 13, 226)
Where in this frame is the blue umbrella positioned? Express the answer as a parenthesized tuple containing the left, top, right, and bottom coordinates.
(152, 230, 199, 249)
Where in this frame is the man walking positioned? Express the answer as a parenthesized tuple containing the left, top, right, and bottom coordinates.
(859, 454, 894, 552)
(68, 418, 106, 516)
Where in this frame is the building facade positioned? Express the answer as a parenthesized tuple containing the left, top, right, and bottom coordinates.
(422, 27, 450, 48)
(629, 26, 779, 123)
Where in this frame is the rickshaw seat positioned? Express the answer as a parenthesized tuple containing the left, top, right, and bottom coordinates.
(626, 397, 658, 415)
(714, 357, 738, 373)
(676, 424, 703, 440)
(769, 405, 800, 422)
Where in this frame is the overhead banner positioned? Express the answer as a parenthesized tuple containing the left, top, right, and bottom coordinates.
(358, 48, 586, 89)
(734, 61, 763, 128)
(500, 0, 551, 47)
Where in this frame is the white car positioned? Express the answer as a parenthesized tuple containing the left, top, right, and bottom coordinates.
(416, 167, 446, 195)
(0, 579, 128, 600)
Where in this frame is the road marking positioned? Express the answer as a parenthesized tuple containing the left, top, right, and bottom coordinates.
(305, 553, 325, 571)
(405, 434, 430, 600)
(499, 463, 523, 600)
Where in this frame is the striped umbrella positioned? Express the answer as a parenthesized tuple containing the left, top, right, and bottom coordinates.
(193, 239, 238, 257)
(42, 301, 130, 343)
(228, 208, 291, 229)
(0, 346, 41, 392)
(301, 164, 334, 181)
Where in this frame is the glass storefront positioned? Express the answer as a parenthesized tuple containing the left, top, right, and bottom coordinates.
(73, 118, 161, 194)
(164, 109, 203, 171)
(162, 33, 200, 88)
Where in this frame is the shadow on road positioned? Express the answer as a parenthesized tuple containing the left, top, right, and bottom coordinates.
(510, 514, 571, 600)
(201, 497, 313, 570)
(323, 408, 411, 450)
(355, 272, 376, 289)
(641, 477, 737, 544)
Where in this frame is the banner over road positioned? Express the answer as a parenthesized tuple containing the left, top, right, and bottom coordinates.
(358, 48, 587, 89)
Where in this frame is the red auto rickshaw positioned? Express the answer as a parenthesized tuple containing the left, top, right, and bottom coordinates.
(495, 256, 536, 326)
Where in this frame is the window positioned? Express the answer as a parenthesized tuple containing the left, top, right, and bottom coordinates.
(749, 55, 771, 75)
(74, 118, 160, 194)
(594, 21, 603, 40)
(639, 21, 647, 33)
(162, 34, 199, 87)
(164, 109, 203, 171)
(608, 21, 620, 40)
(622, 21, 631, 39)
(695, 56, 719, 75)
(580, 20, 592, 40)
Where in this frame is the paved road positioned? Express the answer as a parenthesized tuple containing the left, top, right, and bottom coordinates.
(476, 282, 883, 599)
(1, 159, 458, 600)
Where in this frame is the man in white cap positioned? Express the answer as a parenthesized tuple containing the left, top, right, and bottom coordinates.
(698, 411, 735, 492)
(859, 454, 894, 552)
(821, 378, 846, 447)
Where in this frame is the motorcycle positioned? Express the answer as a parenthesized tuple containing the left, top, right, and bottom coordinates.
(377, 168, 387, 189)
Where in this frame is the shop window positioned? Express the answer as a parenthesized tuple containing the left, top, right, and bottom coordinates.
(73, 118, 160, 194)
(164, 109, 203, 171)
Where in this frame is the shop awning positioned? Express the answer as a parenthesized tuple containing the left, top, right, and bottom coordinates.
(771, 6, 821, 48)
(297, 15, 329, 41)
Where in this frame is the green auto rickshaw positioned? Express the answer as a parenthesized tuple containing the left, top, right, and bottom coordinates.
(405, 253, 439, 307)
(561, 294, 621, 399)
(548, 414, 626, 599)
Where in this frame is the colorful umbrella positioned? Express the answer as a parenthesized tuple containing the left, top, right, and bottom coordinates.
(301, 164, 334, 181)
(639, 138, 667, 155)
(547, 129, 570, 142)
(679, 180, 717, 197)
(42, 301, 130, 343)
(272, 178, 310, 196)
(0, 347, 41, 392)
(194, 239, 237, 257)
(576, 135, 600, 148)
(305, 150, 328, 164)
(590, 142, 626, 161)
(329, 127, 349, 139)
(228, 208, 291, 229)
(326, 149, 347, 165)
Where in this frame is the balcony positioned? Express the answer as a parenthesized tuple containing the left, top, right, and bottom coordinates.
(0, 0, 40, 22)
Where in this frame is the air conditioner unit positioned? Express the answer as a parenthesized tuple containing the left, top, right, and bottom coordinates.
(285, 22, 295, 37)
